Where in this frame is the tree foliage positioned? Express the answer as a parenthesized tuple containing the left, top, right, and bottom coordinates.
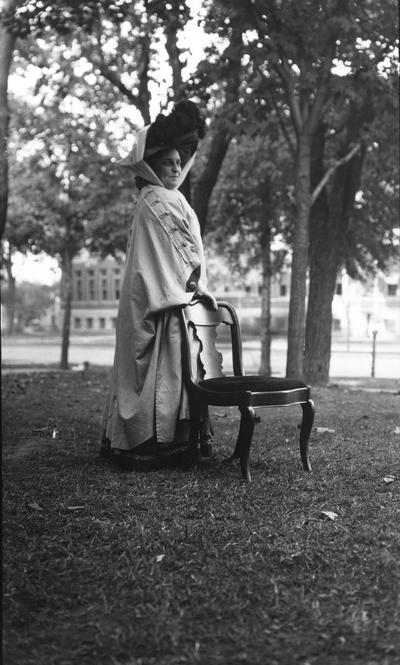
(1, 0, 398, 381)
(1, 279, 58, 331)
(4, 79, 135, 360)
(7, 96, 133, 260)
(1, 0, 195, 240)
(207, 132, 291, 267)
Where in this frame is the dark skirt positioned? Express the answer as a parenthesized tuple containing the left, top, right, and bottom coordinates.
(99, 415, 212, 471)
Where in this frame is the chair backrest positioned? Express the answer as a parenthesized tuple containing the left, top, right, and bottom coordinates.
(180, 300, 244, 385)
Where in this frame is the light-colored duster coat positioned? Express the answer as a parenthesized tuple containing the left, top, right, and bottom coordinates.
(101, 183, 207, 450)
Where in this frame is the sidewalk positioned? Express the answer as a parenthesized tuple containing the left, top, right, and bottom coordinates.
(2, 334, 399, 381)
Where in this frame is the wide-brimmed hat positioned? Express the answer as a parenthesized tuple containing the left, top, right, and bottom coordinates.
(118, 129, 201, 167)
(117, 125, 196, 189)
(118, 100, 205, 186)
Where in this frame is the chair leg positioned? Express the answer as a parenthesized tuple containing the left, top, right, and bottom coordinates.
(200, 405, 213, 457)
(229, 440, 240, 462)
(235, 406, 256, 482)
(300, 399, 315, 472)
(185, 403, 201, 468)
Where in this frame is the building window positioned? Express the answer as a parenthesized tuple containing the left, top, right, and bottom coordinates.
(75, 269, 81, 277)
(99, 317, 106, 329)
(101, 278, 108, 300)
(76, 280, 83, 300)
(86, 317, 93, 330)
(245, 285, 251, 293)
(74, 317, 81, 329)
(280, 284, 288, 297)
(336, 283, 343, 295)
(88, 279, 96, 300)
(100, 269, 107, 276)
(114, 278, 120, 299)
(112, 317, 117, 328)
(384, 318, 396, 333)
(388, 284, 397, 296)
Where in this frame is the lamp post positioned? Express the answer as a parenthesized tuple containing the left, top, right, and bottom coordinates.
(371, 329, 378, 378)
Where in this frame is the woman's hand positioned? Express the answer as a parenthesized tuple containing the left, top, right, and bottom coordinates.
(194, 286, 218, 311)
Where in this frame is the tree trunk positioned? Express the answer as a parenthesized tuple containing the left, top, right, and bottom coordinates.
(286, 130, 311, 378)
(304, 122, 336, 384)
(192, 121, 231, 235)
(164, 14, 185, 101)
(305, 147, 366, 384)
(3, 248, 16, 334)
(304, 240, 337, 384)
(191, 18, 243, 235)
(304, 92, 369, 384)
(259, 224, 272, 375)
(164, 13, 193, 203)
(0, 0, 18, 239)
(60, 248, 73, 370)
(5, 266, 16, 334)
(136, 34, 151, 125)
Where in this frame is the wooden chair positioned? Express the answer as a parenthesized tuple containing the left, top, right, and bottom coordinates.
(180, 300, 315, 481)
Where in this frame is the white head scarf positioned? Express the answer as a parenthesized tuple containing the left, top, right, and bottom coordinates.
(118, 125, 195, 189)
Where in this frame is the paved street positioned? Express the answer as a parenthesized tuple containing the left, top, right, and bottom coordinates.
(2, 334, 399, 379)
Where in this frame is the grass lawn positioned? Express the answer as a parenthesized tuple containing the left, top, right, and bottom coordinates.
(2, 368, 400, 665)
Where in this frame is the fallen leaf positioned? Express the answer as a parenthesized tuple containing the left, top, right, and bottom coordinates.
(319, 510, 338, 521)
(28, 501, 43, 511)
(67, 505, 85, 511)
(316, 427, 335, 434)
(393, 426, 400, 435)
(156, 554, 165, 562)
(383, 476, 396, 484)
(52, 428, 59, 439)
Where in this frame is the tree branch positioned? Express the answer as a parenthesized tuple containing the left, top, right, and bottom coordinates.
(267, 88, 295, 155)
(273, 57, 302, 138)
(85, 47, 140, 105)
(164, 14, 185, 99)
(249, 5, 303, 137)
(311, 142, 360, 204)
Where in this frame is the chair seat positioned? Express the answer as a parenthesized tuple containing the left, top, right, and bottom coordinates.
(199, 375, 308, 393)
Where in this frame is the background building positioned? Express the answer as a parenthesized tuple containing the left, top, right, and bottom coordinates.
(70, 255, 124, 333)
(68, 252, 400, 339)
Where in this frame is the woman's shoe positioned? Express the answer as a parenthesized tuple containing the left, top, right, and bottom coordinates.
(112, 445, 187, 472)
(200, 436, 213, 458)
(99, 435, 112, 459)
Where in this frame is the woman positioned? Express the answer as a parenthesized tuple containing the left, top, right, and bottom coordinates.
(100, 100, 216, 470)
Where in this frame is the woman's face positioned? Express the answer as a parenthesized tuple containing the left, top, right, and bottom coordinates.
(153, 149, 182, 189)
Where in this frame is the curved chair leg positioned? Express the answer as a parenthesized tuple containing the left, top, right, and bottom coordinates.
(236, 406, 256, 481)
(300, 399, 315, 472)
(229, 441, 240, 463)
